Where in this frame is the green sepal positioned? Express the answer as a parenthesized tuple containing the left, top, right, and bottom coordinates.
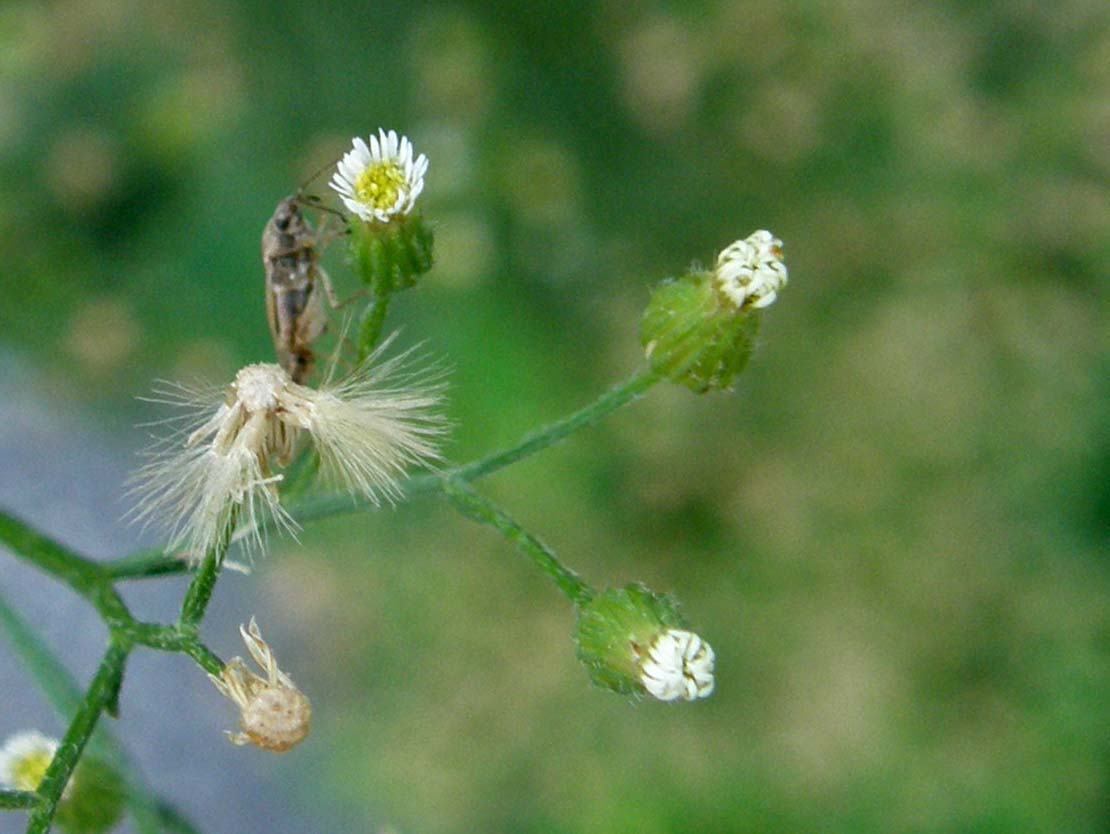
(574, 583, 687, 696)
(348, 214, 434, 294)
(55, 757, 126, 834)
(641, 272, 761, 393)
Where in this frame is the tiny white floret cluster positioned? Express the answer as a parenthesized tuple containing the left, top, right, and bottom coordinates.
(129, 342, 445, 563)
(715, 230, 787, 310)
(639, 629, 715, 702)
(330, 129, 428, 222)
(0, 730, 60, 793)
(209, 618, 311, 752)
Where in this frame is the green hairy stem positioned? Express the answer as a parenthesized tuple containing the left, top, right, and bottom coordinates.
(0, 792, 39, 810)
(442, 479, 594, 605)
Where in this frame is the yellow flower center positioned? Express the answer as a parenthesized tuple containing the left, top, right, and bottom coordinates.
(354, 161, 407, 212)
(11, 750, 52, 791)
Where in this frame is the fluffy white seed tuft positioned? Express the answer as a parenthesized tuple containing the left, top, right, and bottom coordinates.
(127, 342, 445, 563)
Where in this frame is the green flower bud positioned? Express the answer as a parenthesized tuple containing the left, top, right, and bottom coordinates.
(55, 757, 126, 834)
(574, 584, 715, 701)
(348, 213, 435, 294)
(641, 230, 786, 393)
(641, 271, 761, 393)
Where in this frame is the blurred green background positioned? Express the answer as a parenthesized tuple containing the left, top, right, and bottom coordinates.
(1, 1, 1108, 832)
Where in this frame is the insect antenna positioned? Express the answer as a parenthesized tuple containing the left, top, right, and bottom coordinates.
(289, 158, 350, 228)
(296, 193, 348, 222)
(297, 155, 340, 192)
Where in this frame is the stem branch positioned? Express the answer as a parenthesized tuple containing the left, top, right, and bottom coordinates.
(26, 641, 129, 834)
(0, 792, 38, 810)
(0, 512, 133, 625)
(178, 508, 239, 628)
(442, 479, 593, 605)
(126, 623, 223, 676)
(358, 291, 393, 361)
(104, 549, 188, 580)
(0, 512, 103, 595)
(453, 368, 660, 482)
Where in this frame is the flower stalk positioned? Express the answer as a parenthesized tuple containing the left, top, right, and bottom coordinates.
(0, 791, 39, 810)
(178, 505, 238, 629)
(25, 642, 128, 834)
(452, 368, 661, 482)
(0, 590, 207, 834)
(442, 478, 593, 605)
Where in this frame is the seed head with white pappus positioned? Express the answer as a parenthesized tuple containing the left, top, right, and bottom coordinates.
(209, 618, 311, 752)
(128, 340, 446, 563)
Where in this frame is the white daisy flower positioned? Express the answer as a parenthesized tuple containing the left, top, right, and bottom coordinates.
(715, 229, 787, 310)
(330, 129, 428, 222)
(0, 730, 59, 793)
(209, 618, 311, 751)
(128, 340, 446, 563)
(639, 629, 715, 702)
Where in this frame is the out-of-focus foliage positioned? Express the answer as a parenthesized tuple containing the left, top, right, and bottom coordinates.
(1, 1, 1107, 833)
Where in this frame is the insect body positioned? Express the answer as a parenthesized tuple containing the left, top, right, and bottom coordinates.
(262, 196, 338, 384)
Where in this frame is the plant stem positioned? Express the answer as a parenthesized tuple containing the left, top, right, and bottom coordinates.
(125, 622, 223, 676)
(0, 511, 102, 595)
(103, 548, 188, 580)
(453, 368, 660, 482)
(178, 553, 221, 629)
(0, 792, 38, 810)
(27, 641, 129, 834)
(442, 478, 593, 605)
(280, 368, 660, 528)
(178, 508, 239, 629)
(0, 590, 205, 834)
(358, 291, 392, 361)
(0, 511, 133, 625)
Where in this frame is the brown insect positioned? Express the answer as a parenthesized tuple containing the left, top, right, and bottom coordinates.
(262, 195, 341, 384)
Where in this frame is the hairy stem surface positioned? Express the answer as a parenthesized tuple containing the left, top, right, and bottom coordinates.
(179, 507, 239, 628)
(0, 792, 38, 810)
(443, 479, 593, 605)
(26, 642, 129, 834)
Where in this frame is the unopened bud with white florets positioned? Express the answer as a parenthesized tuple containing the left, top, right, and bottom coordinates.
(209, 618, 311, 752)
(641, 230, 787, 393)
(574, 583, 715, 702)
(0, 731, 125, 834)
